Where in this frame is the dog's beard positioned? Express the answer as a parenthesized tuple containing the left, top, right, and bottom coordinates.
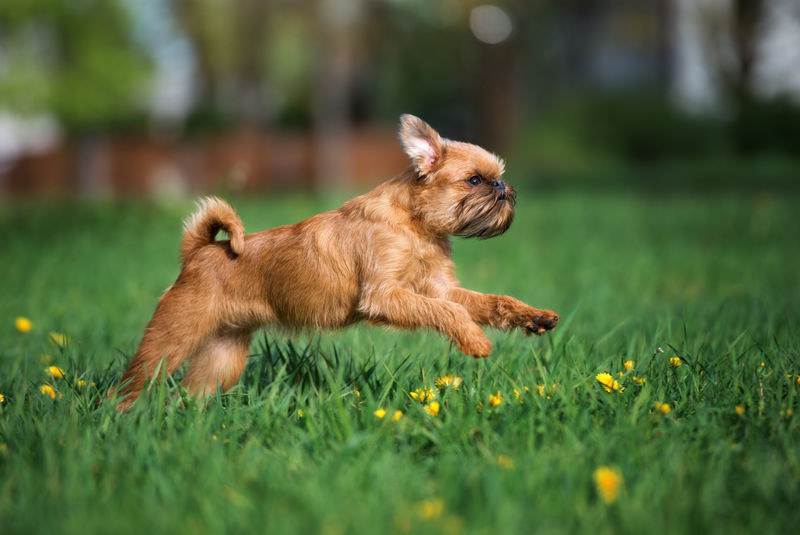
(453, 187, 516, 239)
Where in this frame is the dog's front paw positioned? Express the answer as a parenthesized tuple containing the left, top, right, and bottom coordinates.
(521, 309, 559, 336)
(455, 326, 493, 358)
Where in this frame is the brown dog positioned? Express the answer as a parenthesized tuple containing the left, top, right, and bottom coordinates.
(113, 115, 558, 410)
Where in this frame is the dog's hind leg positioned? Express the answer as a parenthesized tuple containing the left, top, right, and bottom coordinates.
(182, 329, 251, 400)
(112, 284, 217, 411)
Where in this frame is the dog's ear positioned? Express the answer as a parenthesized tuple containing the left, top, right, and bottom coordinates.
(399, 114, 444, 176)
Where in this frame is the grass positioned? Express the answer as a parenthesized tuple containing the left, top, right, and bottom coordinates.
(1, 187, 799, 534)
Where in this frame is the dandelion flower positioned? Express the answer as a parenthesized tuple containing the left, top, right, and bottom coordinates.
(654, 401, 671, 415)
(15, 317, 33, 333)
(624, 360, 634, 371)
(45, 366, 65, 379)
(40, 385, 56, 399)
(374, 408, 387, 419)
(49, 332, 68, 347)
(424, 401, 440, 417)
(593, 466, 623, 504)
(735, 405, 745, 415)
(410, 387, 436, 403)
(669, 357, 682, 368)
(416, 498, 444, 520)
(595, 373, 623, 392)
(391, 410, 403, 422)
(435, 374, 463, 390)
(497, 455, 514, 470)
(489, 391, 502, 408)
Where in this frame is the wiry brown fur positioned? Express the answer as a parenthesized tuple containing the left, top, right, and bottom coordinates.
(112, 115, 558, 411)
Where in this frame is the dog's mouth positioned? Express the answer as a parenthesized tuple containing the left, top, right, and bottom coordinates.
(453, 188, 515, 239)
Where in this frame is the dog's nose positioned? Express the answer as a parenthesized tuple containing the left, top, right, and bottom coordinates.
(491, 180, 506, 192)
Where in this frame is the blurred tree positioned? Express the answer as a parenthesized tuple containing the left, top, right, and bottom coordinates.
(0, 0, 150, 193)
(0, 0, 150, 130)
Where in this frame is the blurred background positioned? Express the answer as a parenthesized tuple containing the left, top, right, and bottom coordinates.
(1, 0, 799, 197)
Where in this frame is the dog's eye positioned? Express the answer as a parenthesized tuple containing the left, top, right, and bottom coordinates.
(467, 175, 481, 186)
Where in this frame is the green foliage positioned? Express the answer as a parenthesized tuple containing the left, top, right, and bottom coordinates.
(0, 0, 150, 131)
(1, 189, 799, 534)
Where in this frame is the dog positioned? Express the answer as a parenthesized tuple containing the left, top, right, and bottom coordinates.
(113, 114, 558, 410)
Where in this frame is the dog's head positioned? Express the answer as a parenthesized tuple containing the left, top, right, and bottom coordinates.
(399, 114, 515, 239)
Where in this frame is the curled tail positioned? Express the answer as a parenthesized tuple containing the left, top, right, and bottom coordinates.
(181, 196, 245, 262)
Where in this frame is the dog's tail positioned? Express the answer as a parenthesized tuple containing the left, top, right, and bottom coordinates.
(180, 196, 245, 262)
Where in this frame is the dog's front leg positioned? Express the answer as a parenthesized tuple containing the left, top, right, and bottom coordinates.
(448, 288, 559, 335)
(360, 286, 493, 357)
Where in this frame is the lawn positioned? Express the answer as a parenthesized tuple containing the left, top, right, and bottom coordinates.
(1, 187, 799, 534)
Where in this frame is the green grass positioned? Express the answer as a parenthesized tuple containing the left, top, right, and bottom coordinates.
(1, 188, 799, 535)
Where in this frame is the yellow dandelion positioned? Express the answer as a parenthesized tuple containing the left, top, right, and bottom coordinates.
(424, 401, 440, 417)
(497, 455, 514, 470)
(735, 405, 745, 415)
(49, 332, 68, 348)
(45, 366, 65, 379)
(391, 410, 403, 422)
(596, 372, 623, 392)
(416, 498, 444, 520)
(435, 374, 463, 390)
(488, 391, 502, 408)
(624, 360, 634, 371)
(40, 385, 56, 399)
(760, 362, 765, 368)
(593, 466, 623, 504)
(654, 401, 671, 415)
(669, 357, 682, 368)
(410, 387, 436, 403)
(374, 408, 387, 419)
(15, 317, 33, 333)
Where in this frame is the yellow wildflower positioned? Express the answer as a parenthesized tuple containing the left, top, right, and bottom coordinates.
(669, 357, 682, 368)
(15, 317, 33, 333)
(632, 376, 646, 385)
(595, 372, 623, 392)
(497, 455, 514, 470)
(374, 408, 387, 419)
(409, 387, 436, 403)
(513, 388, 524, 404)
(536, 384, 546, 397)
(0, 394, 5, 403)
(45, 366, 65, 379)
(435, 374, 463, 390)
(797, 376, 800, 386)
(354, 390, 360, 397)
(416, 498, 444, 520)
(391, 410, 403, 422)
(735, 405, 745, 415)
(593, 466, 623, 504)
(654, 401, 671, 415)
(40, 385, 56, 399)
(489, 391, 502, 408)
(49, 332, 68, 347)
(424, 401, 440, 417)
(297, 409, 304, 417)
(624, 360, 634, 372)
